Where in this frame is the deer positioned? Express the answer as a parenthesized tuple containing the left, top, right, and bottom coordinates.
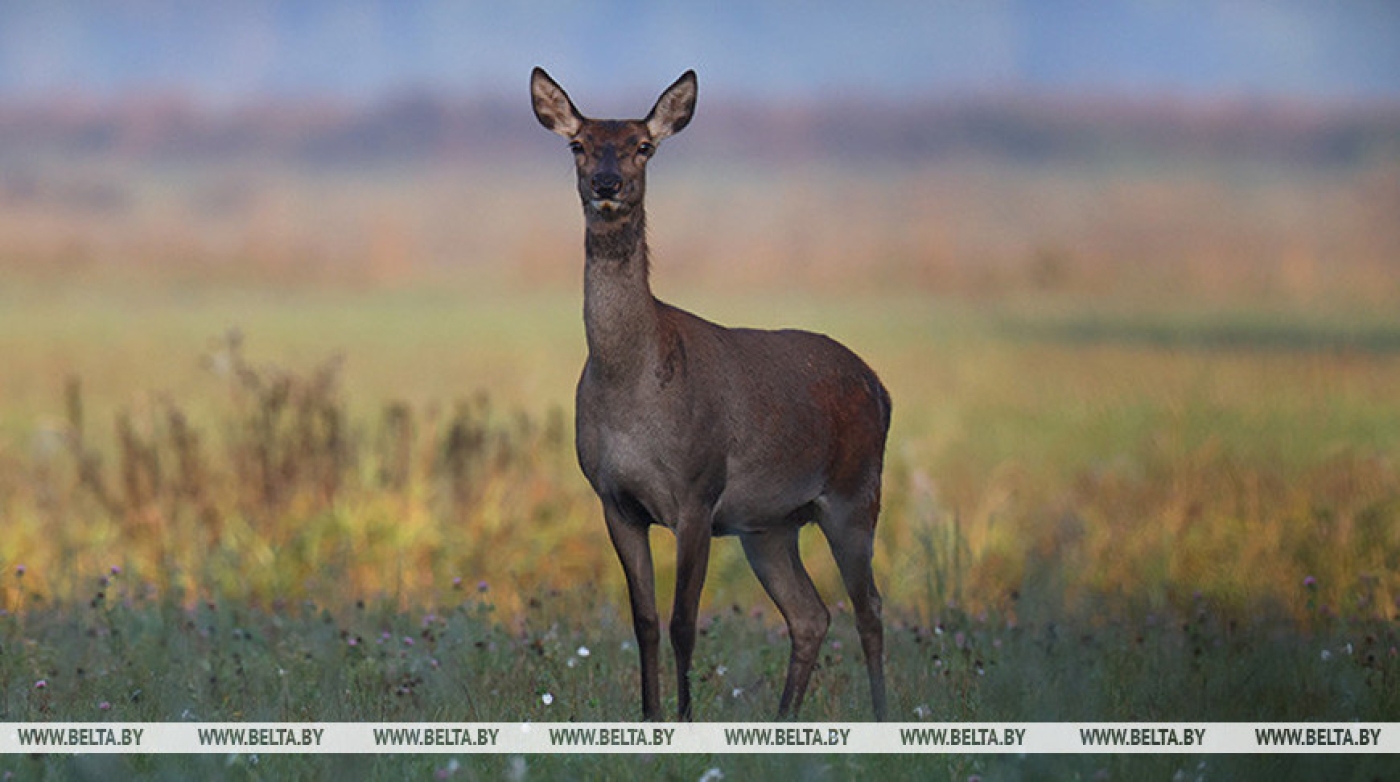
(530, 67, 891, 722)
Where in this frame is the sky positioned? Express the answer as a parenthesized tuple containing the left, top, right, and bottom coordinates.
(0, 1, 1397, 104)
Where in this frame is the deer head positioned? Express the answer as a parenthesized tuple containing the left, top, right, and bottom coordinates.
(531, 68, 697, 221)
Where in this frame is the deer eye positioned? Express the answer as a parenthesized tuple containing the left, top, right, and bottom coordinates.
(637, 141, 655, 157)
(568, 140, 585, 155)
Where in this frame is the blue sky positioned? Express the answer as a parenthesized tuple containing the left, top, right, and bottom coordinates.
(0, 1, 1396, 103)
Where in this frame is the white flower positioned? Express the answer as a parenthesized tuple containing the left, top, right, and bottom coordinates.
(1321, 649, 1332, 662)
(698, 768, 724, 782)
(576, 646, 591, 658)
(541, 692, 554, 705)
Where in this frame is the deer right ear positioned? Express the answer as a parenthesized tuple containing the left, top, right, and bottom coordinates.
(646, 70, 697, 141)
(531, 67, 584, 138)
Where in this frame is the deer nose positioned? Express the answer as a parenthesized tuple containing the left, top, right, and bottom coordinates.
(591, 172, 622, 198)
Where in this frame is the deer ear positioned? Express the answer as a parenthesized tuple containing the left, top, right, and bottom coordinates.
(645, 70, 697, 141)
(531, 67, 584, 138)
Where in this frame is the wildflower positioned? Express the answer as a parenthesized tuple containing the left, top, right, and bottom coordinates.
(403, 637, 415, 647)
(1304, 575, 1317, 589)
(913, 704, 930, 718)
(576, 645, 590, 658)
(452, 577, 463, 590)
(716, 665, 727, 677)
(99, 701, 112, 711)
(698, 769, 724, 782)
(347, 637, 359, 647)
(731, 687, 743, 698)
(541, 692, 553, 706)
(477, 580, 490, 593)
(110, 565, 122, 576)
(1321, 649, 1332, 662)
(34, 679, 46, 689)
(15, 565, 25, 578)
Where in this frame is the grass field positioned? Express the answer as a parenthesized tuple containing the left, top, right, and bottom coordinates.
(1, 144, 1398, 778)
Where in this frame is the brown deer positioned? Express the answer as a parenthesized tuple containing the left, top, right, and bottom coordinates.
(531, 67, 891, 721)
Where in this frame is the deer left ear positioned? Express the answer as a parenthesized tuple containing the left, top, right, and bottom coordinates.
(645, 70, 697, 141)
(531, 67, 585, 138)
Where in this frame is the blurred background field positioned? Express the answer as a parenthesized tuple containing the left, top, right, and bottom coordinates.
(3, 92, 1398, 623)
(1, 3, 1399, 747)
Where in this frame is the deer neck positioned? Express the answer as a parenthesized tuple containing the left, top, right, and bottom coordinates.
(583, 207, 660, 380)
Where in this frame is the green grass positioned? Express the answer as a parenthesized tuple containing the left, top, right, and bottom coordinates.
(1, 575, 1395, 779)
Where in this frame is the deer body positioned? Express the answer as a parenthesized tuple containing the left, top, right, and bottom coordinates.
(532, 68, 890, 721)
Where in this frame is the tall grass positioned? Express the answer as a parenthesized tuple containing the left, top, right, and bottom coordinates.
(4, 327, 594, 615)
(3, 294, 1396, 626)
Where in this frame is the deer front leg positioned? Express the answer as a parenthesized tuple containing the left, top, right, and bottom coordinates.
(604, 503, 661, 720)
(670, 511, 712, 720)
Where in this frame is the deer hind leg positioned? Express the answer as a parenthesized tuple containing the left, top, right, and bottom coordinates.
(603, 501, 662, 720)
(740, 527, 830, 719)
(817, 494, 887, 721)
